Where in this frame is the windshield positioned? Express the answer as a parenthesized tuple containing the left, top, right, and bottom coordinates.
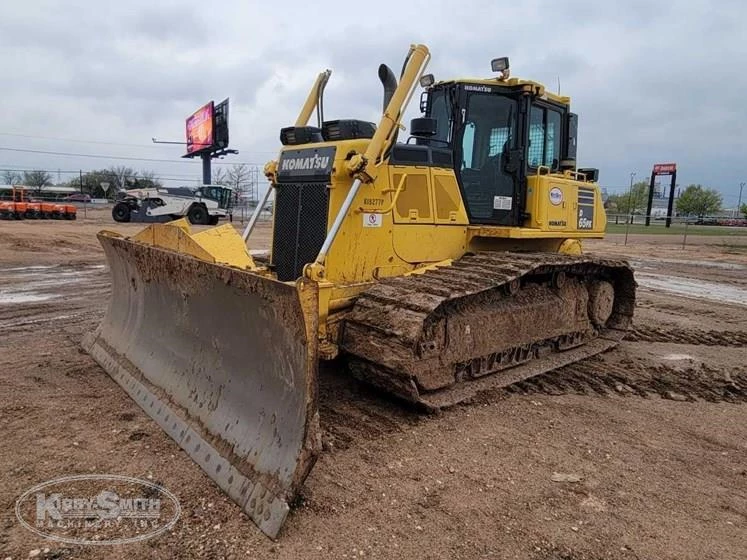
(199, 186, 232, 209)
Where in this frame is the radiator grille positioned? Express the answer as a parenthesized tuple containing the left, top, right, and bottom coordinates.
(271, 182, 330, 282)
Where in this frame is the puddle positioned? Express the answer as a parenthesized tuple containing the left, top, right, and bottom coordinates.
(636, 272, 747, 306)
(0, 312, 77, 329)
(4, 265, 58, 272)
(0, 265, 105, 282)
(0, 264, 106, 305)
(0, 292, 59, 304)
(662, 353, 695, 361)
(630, 259, 746, 272)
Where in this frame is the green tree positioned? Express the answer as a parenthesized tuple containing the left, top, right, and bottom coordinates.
(67, 169, 112, 198)
(23, 170, 53, 195)
(675, 184, 722, 217)
(605, 181, 649, 215)
(740, 202, 747, 219)
(67, 168, 161, 198)
(129, 170, 161, 190)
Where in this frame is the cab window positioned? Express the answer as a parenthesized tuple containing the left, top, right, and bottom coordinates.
(528, 105, 562, 170)
(200, 187, 221, 201)
(428, 89, 452, 144)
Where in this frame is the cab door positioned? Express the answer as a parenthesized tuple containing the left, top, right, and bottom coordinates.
(454, 88, 524, 226)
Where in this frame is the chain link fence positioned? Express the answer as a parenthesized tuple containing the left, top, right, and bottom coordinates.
(605, 214, 747, 248)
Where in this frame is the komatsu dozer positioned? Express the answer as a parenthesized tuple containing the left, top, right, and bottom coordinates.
(83, 45, 635, 537)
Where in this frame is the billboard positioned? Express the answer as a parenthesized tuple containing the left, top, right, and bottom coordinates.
(653, 162, 677, 175)
(185, 102, 215, 155)
(212, 98, 230, 150)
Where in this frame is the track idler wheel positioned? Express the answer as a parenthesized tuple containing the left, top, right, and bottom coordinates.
(552, 271, 567, 289)
(503, 278, 520, 296)
(588, 281, 615, 326)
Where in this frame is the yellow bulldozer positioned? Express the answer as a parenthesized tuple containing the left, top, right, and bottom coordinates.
(83, 44, 635, 538)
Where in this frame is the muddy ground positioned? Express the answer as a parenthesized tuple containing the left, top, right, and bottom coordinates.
(1, 209, 746, 559)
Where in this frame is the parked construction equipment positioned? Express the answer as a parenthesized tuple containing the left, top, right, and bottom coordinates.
(83, 44, 635, 538)
(0, 187, 76, 220)
(111, 184, 234, 225)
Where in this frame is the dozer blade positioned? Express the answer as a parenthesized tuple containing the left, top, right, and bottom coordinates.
(82, 232, 320, 538)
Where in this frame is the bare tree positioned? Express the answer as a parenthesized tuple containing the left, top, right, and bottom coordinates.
(108, 165, 137, 191)
(213, 167, 228, 186)
(1, 170, 22, 185)
(135, 170, 161, 189)
(23, 170, 53, 195)
(227, 164, 257, 204)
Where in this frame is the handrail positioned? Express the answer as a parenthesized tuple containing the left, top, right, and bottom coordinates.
(241, 184, 274, 242)
(357, 173, 407, 214)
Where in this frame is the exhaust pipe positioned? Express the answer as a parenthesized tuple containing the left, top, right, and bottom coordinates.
(378, 64, 397, 112)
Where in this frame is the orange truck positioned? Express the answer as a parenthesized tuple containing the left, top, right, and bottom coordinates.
(0, 187, 76, 220)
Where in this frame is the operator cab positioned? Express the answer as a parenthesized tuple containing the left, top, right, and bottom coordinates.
(415, 58, 590, 227)
(196, 185, 234, 210)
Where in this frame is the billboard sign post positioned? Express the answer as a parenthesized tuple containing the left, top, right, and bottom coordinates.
(646, 162, 677, 228)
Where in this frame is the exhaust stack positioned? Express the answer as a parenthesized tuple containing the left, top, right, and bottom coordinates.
(378, 64, 398, 111)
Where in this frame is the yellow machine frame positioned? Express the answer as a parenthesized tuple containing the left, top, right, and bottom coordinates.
(132, 44, 608, 356)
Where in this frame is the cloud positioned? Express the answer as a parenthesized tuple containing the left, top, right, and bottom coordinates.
(0, 0, 745, 204)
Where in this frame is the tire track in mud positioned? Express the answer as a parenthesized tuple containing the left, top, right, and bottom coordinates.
(507, 358, 747, 403)
(319, 334, 746, 452)
(0, 264, 109, 336)
(626, 325, 747, 346)
(318, 361, 422, 451)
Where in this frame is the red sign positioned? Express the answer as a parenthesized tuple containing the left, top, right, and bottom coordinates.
(653, 163, 677, 175)
(185, 102, 214, 155)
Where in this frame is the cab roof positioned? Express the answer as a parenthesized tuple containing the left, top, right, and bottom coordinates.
(432, 76, 571, 106)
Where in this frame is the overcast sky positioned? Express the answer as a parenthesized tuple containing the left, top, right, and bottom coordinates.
(1, 0, 745, 205)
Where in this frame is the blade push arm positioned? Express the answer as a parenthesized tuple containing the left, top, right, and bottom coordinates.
(247, 70, 333, 244)
(311, 44, 431, 274)
(295, 69, 332, 127)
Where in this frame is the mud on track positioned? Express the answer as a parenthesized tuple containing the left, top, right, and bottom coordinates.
(1, 218, 746, 560)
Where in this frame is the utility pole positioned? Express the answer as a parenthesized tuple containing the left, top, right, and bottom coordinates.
(738, 182, 745, 218)
(624, 171, 636, 245)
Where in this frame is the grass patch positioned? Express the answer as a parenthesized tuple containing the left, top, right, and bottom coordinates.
(719, 244, 747, 254)
(606, 223, 747, 236)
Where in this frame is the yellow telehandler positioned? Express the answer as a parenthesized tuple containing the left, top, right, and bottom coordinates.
(83, 44, 635, 537)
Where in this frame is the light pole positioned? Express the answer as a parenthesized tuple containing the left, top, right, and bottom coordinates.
(738, 182, 745, 218)
(624, 172, 636, 245)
